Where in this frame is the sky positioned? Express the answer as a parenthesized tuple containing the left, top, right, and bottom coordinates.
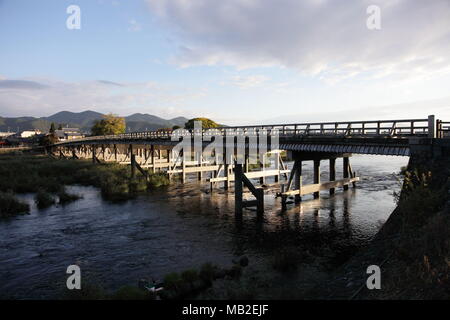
(1, 0, 450, 125)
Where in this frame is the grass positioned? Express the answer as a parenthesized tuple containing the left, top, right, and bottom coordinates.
(110, 285, 156, 300)
(63, 283, 107, 300)
(147, 173, 170, 188)
(58, 189, 82, 205)
(394, 169, 444, 228)
(0, 192, 30, 218)
(181, 269, 200, 283)
(199, 263, 217, 283)
(163, 272, 183, 291)
(160, 263, 222, 300)
(35, 190, 55, 209)
(63, 283, 156, 300)
(0, 154, 170, 214)
(366, 165, 450, 299)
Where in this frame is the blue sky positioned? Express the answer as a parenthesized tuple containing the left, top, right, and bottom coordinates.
(1, 0, 450, 125)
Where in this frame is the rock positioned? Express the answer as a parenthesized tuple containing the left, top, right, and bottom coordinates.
(239, 256, 249, 267)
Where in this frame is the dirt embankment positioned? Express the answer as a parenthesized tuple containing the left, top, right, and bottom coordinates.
(308, 156, 450, 300)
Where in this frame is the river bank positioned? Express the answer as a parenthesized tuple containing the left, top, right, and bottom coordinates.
(305, 156, 450, 299)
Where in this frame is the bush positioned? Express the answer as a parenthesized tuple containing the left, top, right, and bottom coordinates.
(395, 170, 444, 228)
(63, 283, 107, 300)
(227, 265, 242, 279)
(199, 263, 217, 283)
(35, 190, 55, 209)
(163, 272, 182, 291)
(129, 178, 148, 193)
(100, 176, 131, 202)
(58, 189, 82, 205)
(147, 173, 169, 188)
(0, 192, 29, 218)
(181, 269, 199, 284)
(184, 117, 220, 129)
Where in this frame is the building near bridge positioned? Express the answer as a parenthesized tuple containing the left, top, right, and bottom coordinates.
(54, 128, 84, 141)
(14, 130, 42, 138)
(0, 132, 15, 138)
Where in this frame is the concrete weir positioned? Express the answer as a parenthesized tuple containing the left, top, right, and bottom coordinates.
(50, 115, 450, 216)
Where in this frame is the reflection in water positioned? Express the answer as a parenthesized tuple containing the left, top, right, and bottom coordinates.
(0, 155, 408, 299)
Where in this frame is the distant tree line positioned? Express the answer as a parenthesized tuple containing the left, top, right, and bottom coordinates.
(88, 115, 221, 136)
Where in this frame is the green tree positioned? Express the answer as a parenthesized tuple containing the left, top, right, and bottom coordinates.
(91, 114, 126, 136)
(184, 118, 220, 129)
(58, 124, 63, 130)
(49, 123, 56, 133)
(40, 133, 59, 146)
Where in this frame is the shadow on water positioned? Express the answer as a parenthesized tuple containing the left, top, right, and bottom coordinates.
(0, 155, 408, 299)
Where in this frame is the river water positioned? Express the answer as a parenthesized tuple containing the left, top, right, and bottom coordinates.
(0, 155, 408, 299)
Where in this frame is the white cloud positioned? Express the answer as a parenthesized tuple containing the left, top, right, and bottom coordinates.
(229, 74, 268, 89)
(147, 0, 450, 81)
(128, 19, 142, 32)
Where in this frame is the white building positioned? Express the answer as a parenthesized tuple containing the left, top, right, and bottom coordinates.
(17, 130, 41, 138)
(0, 132, 14, 138)
(55, 128, 84, 141)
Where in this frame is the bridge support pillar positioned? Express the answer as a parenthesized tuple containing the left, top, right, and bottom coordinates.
(235, 164, 243, 216)
(259, 154, 265, 185)
(329, 158, 336, 195)
(313, 160, 320, 199)
(274, 152, 280, 183)
(244, 154, 249, 173)
(180, 150, 185, 183)
(224, 164, 230, 190)
(130, 145, 135, 178)
(151, 145, 155, 173)
(158, 148, 163, 172)
(343, 157, 349, 191)
(294, 160, 302, 203)
(197, 151, 202, 181)
(234, 163, 264, 216)
(92, 146, 96, 163)
(131, 154, 136, 178)
(72, 147, 78, 159)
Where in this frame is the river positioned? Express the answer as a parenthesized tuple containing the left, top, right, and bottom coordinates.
(0, 155, 408, 299)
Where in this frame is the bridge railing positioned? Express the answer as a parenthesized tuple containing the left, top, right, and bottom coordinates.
(220, 118, 431, 137)
(54, 116, 438, 145)
(437, 120, 450, 138)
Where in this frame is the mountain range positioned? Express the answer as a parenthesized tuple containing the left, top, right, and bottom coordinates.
(0, 111, 189, 133)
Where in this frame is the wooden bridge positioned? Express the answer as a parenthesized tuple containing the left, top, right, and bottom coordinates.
(50, 115, 450, 215)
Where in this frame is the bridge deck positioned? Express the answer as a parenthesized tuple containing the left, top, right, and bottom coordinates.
(52, 115, 447, 156)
